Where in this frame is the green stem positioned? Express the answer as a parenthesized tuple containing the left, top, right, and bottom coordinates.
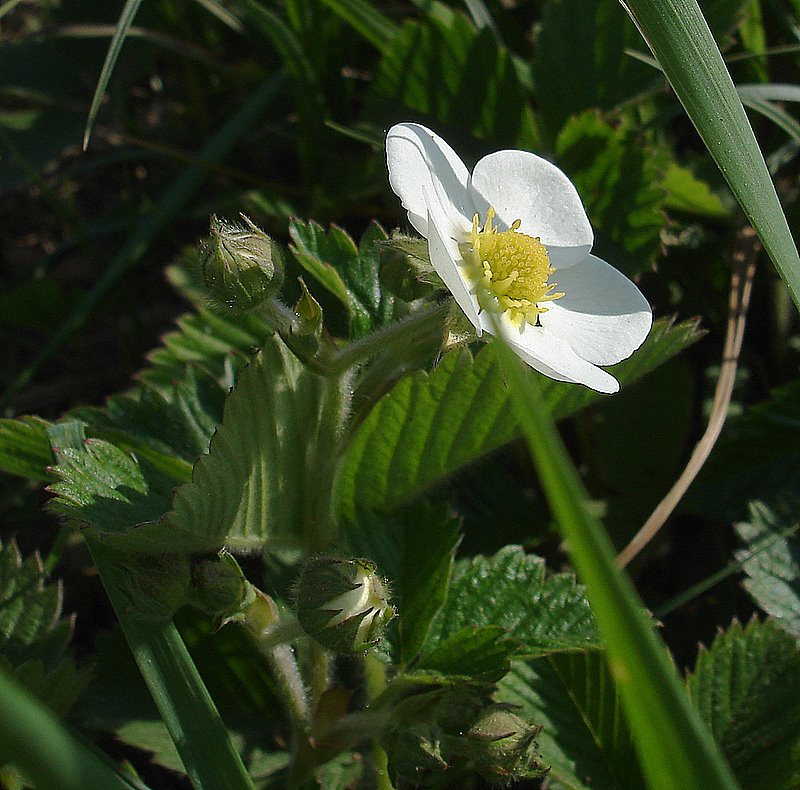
(0, 667, 136, 790)
(89, 541, 254, 790)
(363, 655, 394, 790)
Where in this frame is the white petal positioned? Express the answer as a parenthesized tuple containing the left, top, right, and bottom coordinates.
(479, 311, 620, 393)
(386, 123, 474, 238)
(469, 150, 593, 269)
(426, 197, 482, 331)
(541, 255, 652, 366)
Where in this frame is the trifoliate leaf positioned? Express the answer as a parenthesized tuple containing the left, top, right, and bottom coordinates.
(687, 618, 800, 790)
(421, 547, 599, 661)
(497, 652, 645, 790)
(734, 500, 800, 639)
(337, 317, 702, 519)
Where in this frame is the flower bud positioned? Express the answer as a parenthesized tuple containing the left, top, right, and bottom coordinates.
(294, 557, 394, 654)
(465, 705, 547, 781)
(200, 214, 283, 312)
(191, 551, 254, 628)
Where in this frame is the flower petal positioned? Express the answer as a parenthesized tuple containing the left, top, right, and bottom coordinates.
(479, 311, 620, 393)
(386, 123, 474, 238)
(469, 150, 593, 268)
(426, 195, 482, 331)
(541, 255, 652, 366)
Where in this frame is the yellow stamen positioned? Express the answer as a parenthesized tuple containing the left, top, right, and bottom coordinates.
(460, 208, 564, 329)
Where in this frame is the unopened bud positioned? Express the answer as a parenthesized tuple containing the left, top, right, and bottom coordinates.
(466, 706, 547, 781)
(294, 557, 394, 654)
(200, 214, 283, 312)
(191, 551, 254, 628)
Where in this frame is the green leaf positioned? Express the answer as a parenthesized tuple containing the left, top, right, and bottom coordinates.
(0, 416, 53, 481)
(623, 0, 800, 312)
(662, 162, 730, 218)
(289, 219, 398, 338)
(344, 504, 462, 665)
(687, 619, 800, 790)
(555, 111, 668, 272)
(47, 436, 175, 542)
(497, 339, 739, 789)
(734, 500, 800, 639)
(337, 316, 702, 519)
(368, 11, 537, 147)
(497, 653, 646, 790)
(0, 538, 90, 718)
(319, 0, 398, 51)
(416, 625, 518, 684)
(532, 0, 659, 142)
(421, 547, 599, 661)
(688, 378, 800, 521)
(50, 336, 335, 553)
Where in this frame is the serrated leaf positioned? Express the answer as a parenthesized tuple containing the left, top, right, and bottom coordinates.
(368, 12, 536, 147)
(52, 336, 330, 554)
(289, 219, 397, 338)
(734, 500, 800, 639)
(556, 111, 668, 272)
(417, 625, 518, 684)
(337, 316, 702, 519)
(47, 437, 174, 541)
(140, 306, 271, 392)
(344, 504, 462, 664)
(689, 378, 800, 521)
(687, 618, 800, 790)
(497, 653, 645, 790)
(0, 416, 53, 481)
(421, 547, 598, 661)
(0, 538, 90, 717)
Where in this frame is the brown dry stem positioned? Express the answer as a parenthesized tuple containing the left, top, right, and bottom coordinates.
(617, 226, 760, 568)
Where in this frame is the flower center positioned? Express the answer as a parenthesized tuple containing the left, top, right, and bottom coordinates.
(461, 208, 564, 328)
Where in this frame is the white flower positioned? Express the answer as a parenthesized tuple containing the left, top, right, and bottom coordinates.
(386, 122, 653, 394)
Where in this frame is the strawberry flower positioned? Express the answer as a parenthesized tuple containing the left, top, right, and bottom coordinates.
(386, 122, 652, 393)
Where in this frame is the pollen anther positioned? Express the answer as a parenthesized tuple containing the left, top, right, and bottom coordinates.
(460, 208, 564, 329)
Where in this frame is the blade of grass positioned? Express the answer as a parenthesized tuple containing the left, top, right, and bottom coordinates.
(319, 0, 398, 52)
(620, 0, 800, 311)
(0, 72, 285, 411)
(496, 341, 740, 790)
(0, 666, 141, 790)
(82, 0, 144, 150)
(89, 540, 255, 790)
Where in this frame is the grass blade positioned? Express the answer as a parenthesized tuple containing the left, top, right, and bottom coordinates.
(621, 0, 800, 311)
(89, 540, 255, 790)
(319, 0, 398, 51)
(497, 341, 740, 790)
(0, 666, 139, 790)
(82, 0, 144, 150)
